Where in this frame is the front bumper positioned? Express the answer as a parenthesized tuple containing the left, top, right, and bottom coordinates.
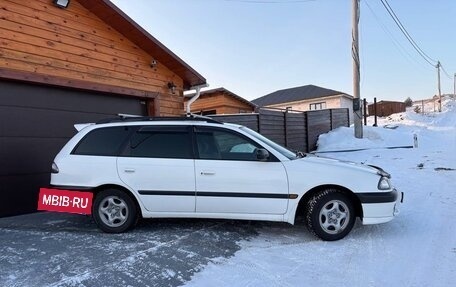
(357, 188, 402, 204)
(359, 189, 404, 225)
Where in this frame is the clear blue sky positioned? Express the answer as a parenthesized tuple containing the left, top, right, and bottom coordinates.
(111, 0, 455, 102)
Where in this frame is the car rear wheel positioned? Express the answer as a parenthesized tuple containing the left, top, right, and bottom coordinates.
(92, 189, 137, 233)
(306, 189, 355, 241)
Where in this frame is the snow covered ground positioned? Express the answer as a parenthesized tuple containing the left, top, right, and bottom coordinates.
(185, 97, 456, 287)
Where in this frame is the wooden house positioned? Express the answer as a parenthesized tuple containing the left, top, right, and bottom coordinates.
(185, 88, 256, 115)
(0, 0, 206, 216)
(368, 101, 406, 117)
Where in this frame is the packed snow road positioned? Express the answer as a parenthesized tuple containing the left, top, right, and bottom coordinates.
(1, 99, 454, 287)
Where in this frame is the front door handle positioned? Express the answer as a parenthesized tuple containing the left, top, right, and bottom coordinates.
(124, 168, 136, 173)
(200, 171, 215, 176)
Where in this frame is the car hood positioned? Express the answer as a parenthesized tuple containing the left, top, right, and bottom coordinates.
(296, 154, 389, 177)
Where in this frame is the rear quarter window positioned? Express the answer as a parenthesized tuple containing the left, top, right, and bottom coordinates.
(72, 126, 133, 156)
(124, 127, 192, 159)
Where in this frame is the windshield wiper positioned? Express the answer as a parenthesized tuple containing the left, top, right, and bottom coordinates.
(296, 151, 305, 158)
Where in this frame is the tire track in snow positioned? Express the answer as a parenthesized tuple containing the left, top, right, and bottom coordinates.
(46, 221, 229, 287)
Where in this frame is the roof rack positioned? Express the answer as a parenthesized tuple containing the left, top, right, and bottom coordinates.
(95, 114, 222, 125)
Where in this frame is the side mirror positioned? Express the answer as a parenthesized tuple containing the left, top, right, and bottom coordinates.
(256, 148, 269, 161)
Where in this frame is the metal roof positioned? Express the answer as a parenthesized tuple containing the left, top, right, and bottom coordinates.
(252, 85, 351, 107)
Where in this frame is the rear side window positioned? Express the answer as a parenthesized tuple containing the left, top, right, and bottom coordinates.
(72, 126, 132, 156)
(124, 126, 192, 159)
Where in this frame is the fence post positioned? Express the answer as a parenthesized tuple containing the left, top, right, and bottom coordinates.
(330, 109, 333, 130)
(305, 111, 310, 153)
(284, 110, 288, 148)
(257, 112, 261, 133)
(363, 98, 367, 125)
(373, 97, 378, 127)
(346, 108, 350, 127)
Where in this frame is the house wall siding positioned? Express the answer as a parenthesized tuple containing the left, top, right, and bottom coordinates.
(263, 94, 353, 123)
(188, 93, 254, 114)
(368, 101, 406, 117)
(339, 97, 354, 123)
(0, 0, 184, 116)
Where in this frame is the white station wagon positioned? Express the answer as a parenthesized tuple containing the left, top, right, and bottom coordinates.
(50, 116, 403, 241)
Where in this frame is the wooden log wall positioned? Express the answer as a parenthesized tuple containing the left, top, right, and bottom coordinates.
(189, 93, 255, 114)
(368, 102, 406, 117)
(211, 108, 349, 152)
(0, 0, 184, 116)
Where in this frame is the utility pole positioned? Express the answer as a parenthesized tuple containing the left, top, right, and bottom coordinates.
(437, 61, 442, 112)
(352, 0, 363, 138)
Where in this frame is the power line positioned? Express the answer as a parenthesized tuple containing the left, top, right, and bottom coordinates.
(440, 63, 453, 80)
(379, 0, 437, 67)
(364, 0, 430, 71)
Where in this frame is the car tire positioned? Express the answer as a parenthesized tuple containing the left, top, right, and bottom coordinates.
(92, 189, 137, 233)
(306, 189, 355, 241)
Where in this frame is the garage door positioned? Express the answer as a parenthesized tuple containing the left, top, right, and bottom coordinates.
(0, 80, 147, 217)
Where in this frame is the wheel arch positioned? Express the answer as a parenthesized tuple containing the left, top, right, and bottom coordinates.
(295, 184, 363, 220)
(92, 184, 143, 218)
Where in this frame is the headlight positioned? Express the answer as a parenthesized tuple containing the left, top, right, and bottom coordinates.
(378, 177, 391, 190)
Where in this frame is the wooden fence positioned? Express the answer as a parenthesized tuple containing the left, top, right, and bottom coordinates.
(211, 108, 350, 152)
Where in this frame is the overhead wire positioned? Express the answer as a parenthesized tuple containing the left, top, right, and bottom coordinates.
(379, 0, 437, 67)
(440, 63, 453, 80)
(364, 0, 430, 71)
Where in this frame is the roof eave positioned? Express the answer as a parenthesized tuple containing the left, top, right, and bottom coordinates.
(185, 88, 257, 108)
(77, 0, 206, 90)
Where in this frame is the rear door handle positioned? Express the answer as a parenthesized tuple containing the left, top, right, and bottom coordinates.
(201, 171, 215, 176)
(124, 168, 136, 173)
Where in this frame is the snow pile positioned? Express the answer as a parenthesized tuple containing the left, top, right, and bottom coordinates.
(185, 97, 456, 287)
(317, 95, 455, 153)
(316, 126, 414, 152)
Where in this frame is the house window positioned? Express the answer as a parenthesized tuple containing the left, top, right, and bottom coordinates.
(309, 102, 326, 110)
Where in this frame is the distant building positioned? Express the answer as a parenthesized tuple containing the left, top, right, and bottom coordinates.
(368, 101, 406, 117)
(252, 85, 353, 122)
(185, 88, 256, 115)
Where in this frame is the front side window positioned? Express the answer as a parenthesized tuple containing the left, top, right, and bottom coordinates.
(73, 126, 132, 156)
(124, 126, 192, 159)
(240, 126, 296, 160)
(195, 127, 261, 161)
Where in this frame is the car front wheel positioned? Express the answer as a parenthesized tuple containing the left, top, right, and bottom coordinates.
(306, 189, 355, 241)
(92, 189, 137, 233)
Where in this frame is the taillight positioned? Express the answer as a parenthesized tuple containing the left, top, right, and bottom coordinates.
(51, 162, 59, 174)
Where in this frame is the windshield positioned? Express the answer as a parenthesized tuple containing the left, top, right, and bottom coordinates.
(240, 126, 297, 160)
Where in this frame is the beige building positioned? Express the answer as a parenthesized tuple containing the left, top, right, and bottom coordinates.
(252, 85, 354, 123)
